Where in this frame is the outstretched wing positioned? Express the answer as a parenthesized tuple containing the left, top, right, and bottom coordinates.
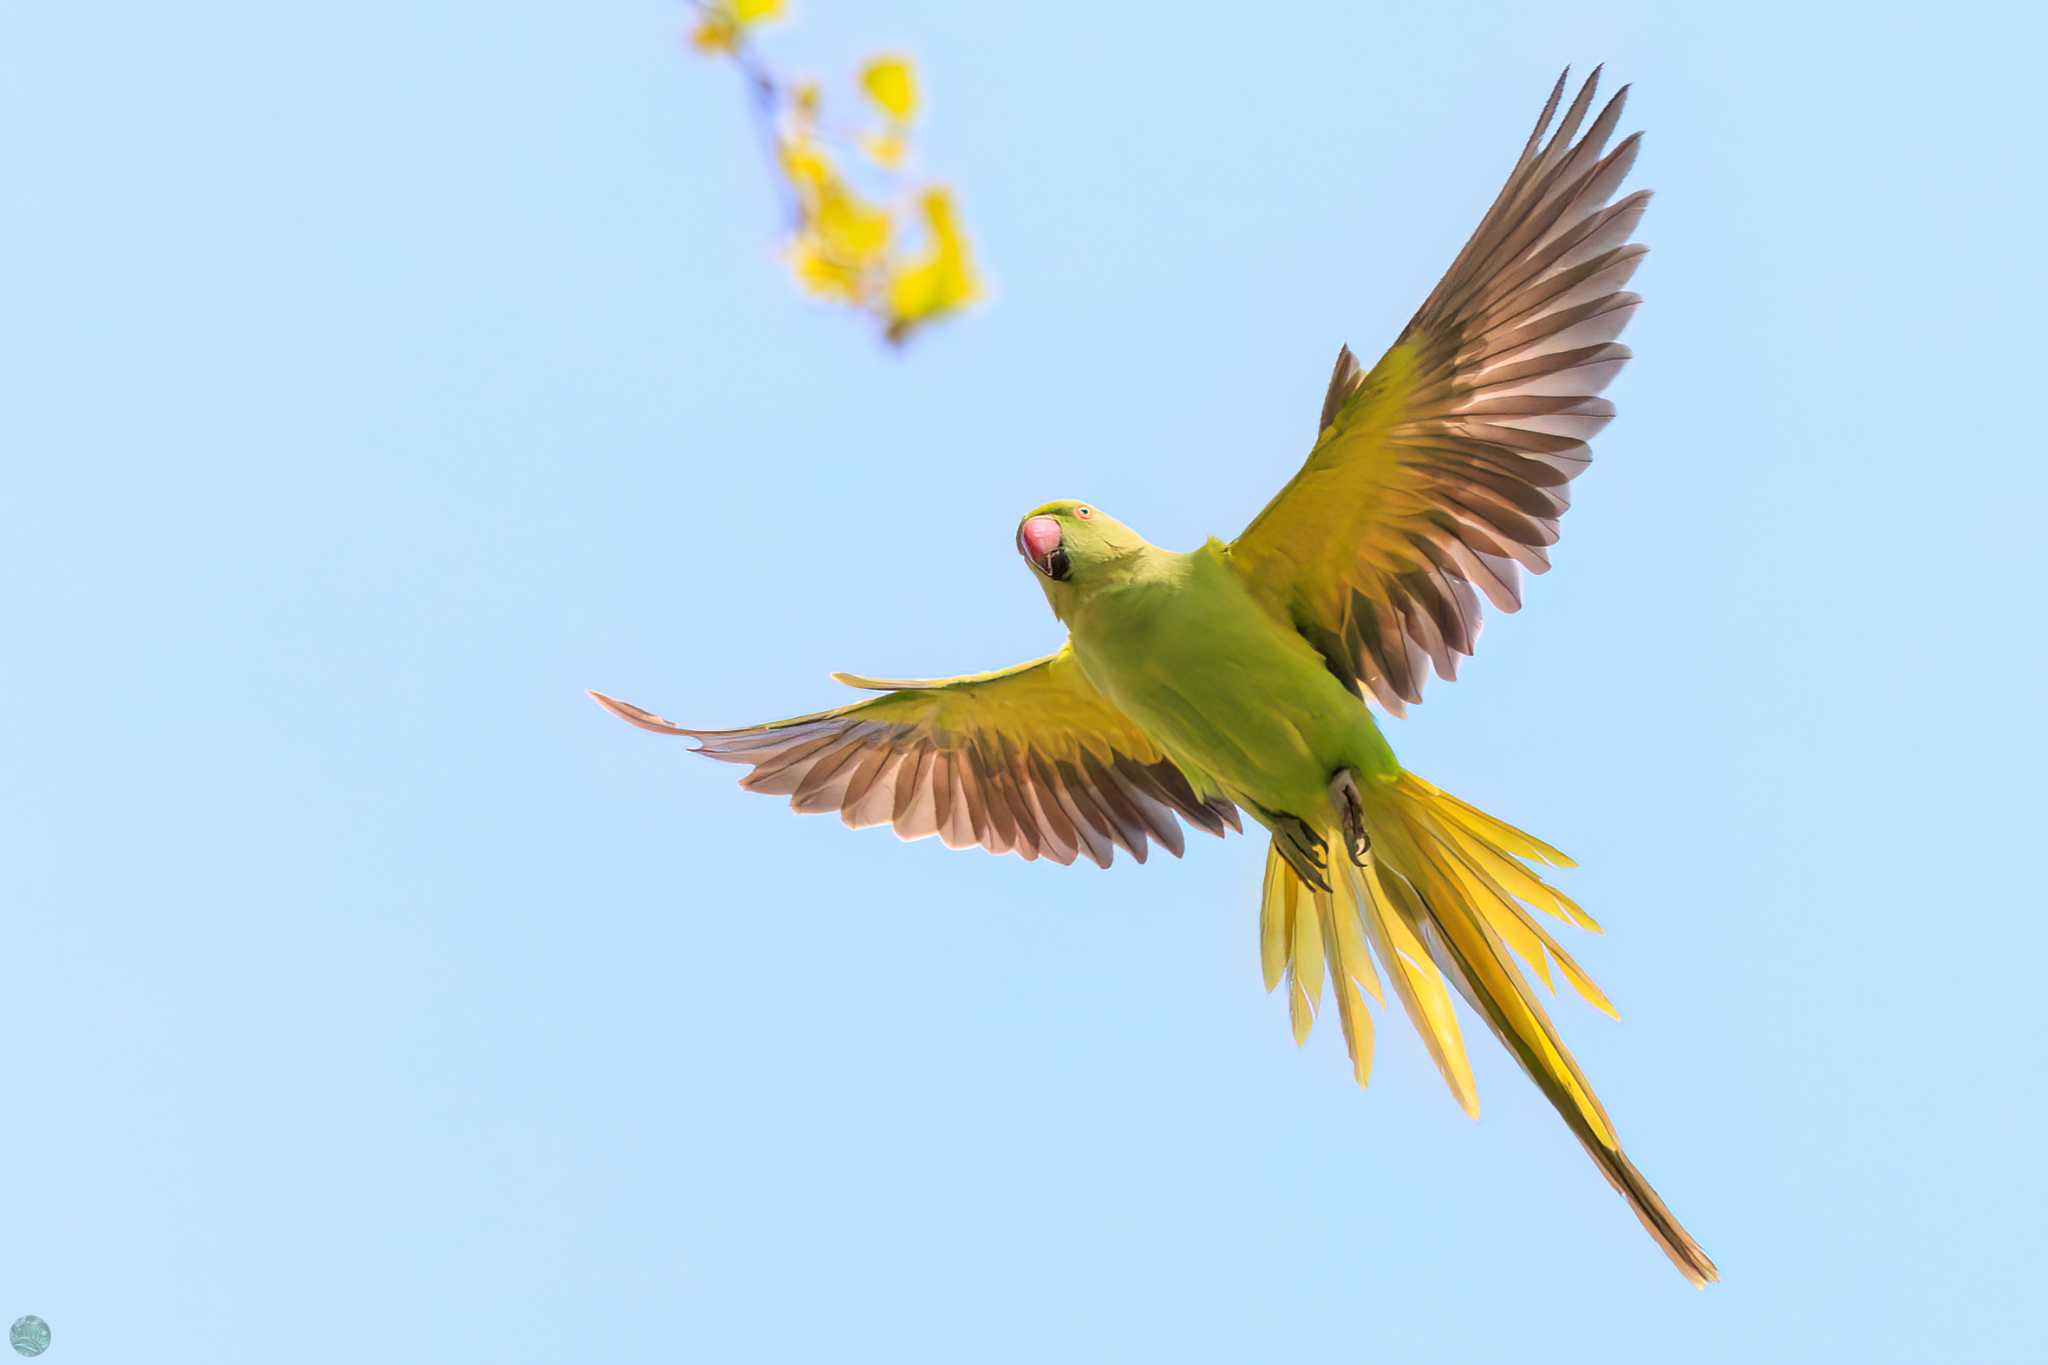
(591, 646, 1239, 867)
(1231, 67, 1647, 715)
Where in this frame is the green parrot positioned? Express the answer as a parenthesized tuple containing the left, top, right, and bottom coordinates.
(594, 67, 1717, 1286)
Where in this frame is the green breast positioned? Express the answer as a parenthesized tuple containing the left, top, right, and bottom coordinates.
(1067, 542, 1395, 817)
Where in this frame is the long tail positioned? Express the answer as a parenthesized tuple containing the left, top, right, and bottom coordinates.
(1260, 769, 1718, 1286)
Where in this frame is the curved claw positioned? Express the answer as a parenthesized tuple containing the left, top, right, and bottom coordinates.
(1274, 815, 1332, 892)
(1330, 768, 1372, 866)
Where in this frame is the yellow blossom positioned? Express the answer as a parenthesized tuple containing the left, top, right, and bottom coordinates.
(778, 136, 894, 306)
(859, 129, 909, 170)
(777, 135, 835, 191)
(857, 56, 919, 121)
(697, 20, 978, 344)
(884, 187, 980, 342)
(689, 0, 784, 55)
(789, 237, 869, 303)
(688, 14, 738, 53)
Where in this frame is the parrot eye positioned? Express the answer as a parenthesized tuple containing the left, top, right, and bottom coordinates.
(1076, 506, 1093, 519)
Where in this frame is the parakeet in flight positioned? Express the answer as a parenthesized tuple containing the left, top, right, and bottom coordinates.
(594, 67, 1717, 1285)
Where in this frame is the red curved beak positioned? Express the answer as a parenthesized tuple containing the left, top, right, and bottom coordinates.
(1017, 515, 1063, 576)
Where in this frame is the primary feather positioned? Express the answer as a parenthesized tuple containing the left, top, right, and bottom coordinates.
(1232, 66, 1646, 714)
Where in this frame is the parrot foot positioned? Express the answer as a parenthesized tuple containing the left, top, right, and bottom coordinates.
(1329, 769, 1371, 866)
(1273, 815, 1332, 893)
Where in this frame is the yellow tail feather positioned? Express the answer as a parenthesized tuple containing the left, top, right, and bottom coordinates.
(1257, 769, 1718, 1287)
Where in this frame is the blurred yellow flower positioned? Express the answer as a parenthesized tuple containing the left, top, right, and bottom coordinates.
(811, 186, 892, 265)
(688, 15, 737, 53)
(859, 129, 909, 170)
(885, 188, 980, 343)
(857, 56, 919, 120)
(777, 136, 833, 191)
(789, 238, 868, 303)
(695, 14, 978, 344)
(688, 0, 784, 54)
(780, 135, 894, 306)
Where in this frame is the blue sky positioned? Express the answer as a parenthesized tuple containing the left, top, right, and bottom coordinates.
(5, 1, 2044, 1360)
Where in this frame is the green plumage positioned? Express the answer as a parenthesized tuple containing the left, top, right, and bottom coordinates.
(1048, 532, 1400, 827)
(594, 66, 1719, 1287)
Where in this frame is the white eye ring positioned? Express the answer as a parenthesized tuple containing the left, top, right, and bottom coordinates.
(1076, 506, 1093, 519)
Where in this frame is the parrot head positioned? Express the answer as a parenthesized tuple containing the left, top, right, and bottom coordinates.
(1016, 501, 1147, 614)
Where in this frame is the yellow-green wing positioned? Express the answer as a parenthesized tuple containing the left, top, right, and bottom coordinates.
(1231, 68, 1648, 715)
(590, 646, 1239, 867)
